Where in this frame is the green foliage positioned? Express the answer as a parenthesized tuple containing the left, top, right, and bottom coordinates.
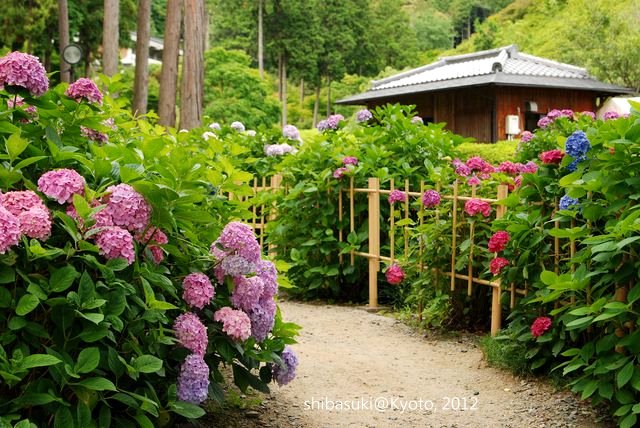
(203, 48, 280, 128)
(456, 140, 517, 163)
(0, 72, 298, 426)
(480, 333, 531, 375)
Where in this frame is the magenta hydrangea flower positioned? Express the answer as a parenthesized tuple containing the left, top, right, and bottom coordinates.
(248, 298, 277, 342)
(231, 276, 265, 312)
(465, 199, 491, 217)
(388, 190, 407, 204)
(103, 183, 151, 232)
(385, 264, 405, 285)
(177, 354, 210, 404)
(256, 259, 278, 299)
(136, 227, 168, 264)
(467, 176, 481, 186)
(213, 307, 252, 342)
(65, 77, 103, 105)
(497, 161, 519, 175)
(272, 346, 298, 386)
(537, 116, 553, 128)
(211, 222, 261, 264)
(580, 111, 596, 120)
(465, 157, 489, 171)
(37, 169, 86, 204)
(174, 312, 208, 355)
(520, 131, 534, 143)
(182, 273, 215, 309)
(94, 226, 135, 264)
(0, 51, 49, 96)
(0, 190, 46, 216)
(455, 164, 471, 177)
(531, 316, 552, 337)
(17, 207, 51, 240)
(342, 156, 358, 166)
(0, 206, 21, 254)
(422, 190, 441, 208)
(333, 167, 348, 179)
(604, 111, 620, 120)
(519, 161, 538, 174)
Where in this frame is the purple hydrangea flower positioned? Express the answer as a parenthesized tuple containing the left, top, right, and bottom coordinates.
(333, 167, 348, 179)
(580, 111, 596, 120)
(173, 312, 208, 356)
(248, 298, 277, 342)
(272, 346, 298, 386)
(282, 124, 300, 140)
(0, 51, 49, 96)
(81, 126, 109, 144)
(604, 111, 620, 120)
(422, 190, 441, 208)
(231, 121, 245, 132)
(256, 259, 278, 299)
(388, 190, 406, 204)
(356, 109, 373, 122)
(342, 156, 358, 166)
(220, 254, 256, 278)
(467, 176, 481, 186)
(316, 119, 329, 132)
(537, 116, 553, 128)
(265, 143, 295, 156)
(546, 109, 563, 120)
(209, 122, 221, 131)
(211, 222, 261, 264)
(520, 131, 534, 143)
(231, 276, 264, 312)
(177, 354, 210, 404)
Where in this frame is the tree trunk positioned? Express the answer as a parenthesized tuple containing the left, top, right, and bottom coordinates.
(258, 0, 264, 79)
(326, 77, 331, 117)
(84, 49, 91, 77)
(281, 54, 287, 126)
(103, 0, 119, 76)
(277, 54, 282, 101)
(180, 0, 206, 129)
(313, 84, 320, 127)
(133, 0, 151, 116)
(58, 0, 71, 83)
(299, 78, 304, 107)
(158, 0, 181, 127)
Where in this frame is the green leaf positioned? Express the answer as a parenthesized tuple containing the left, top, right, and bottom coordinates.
(75, 347, 100, 374)
(618, 362, 635, 388)
(5, 131, 30, 162)
(50, 265, 80, 292)
(170, 401, 206, 419)
(54, 407, 74, 428)
(133, 414, 155, 428)
(132, 355, 163, 373)
(0, 265, 15, 284)
(16, 294, 39, 316)
(76, 311, 104, 325)
(78, 271, 95, 303)
(0, 287, 12, 308)
(72, 194, 91, 218)
(20, 354, 62, 370)
(148, 300, 179, 310)
(75, 377, 117, 391)
(621, 413, 637, 428)
(14, 155, 48, 170)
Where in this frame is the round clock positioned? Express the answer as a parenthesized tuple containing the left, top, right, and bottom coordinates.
(62, 43, 83, 65)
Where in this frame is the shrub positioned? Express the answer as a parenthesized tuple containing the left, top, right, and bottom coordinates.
(456, 140, 518, 164)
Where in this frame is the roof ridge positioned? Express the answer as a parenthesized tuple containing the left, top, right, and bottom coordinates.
(441, 45, 517, 64)
(372, 60, 445, 87)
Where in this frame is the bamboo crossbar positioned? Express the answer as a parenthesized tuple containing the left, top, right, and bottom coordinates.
(441, 271, 499, 288)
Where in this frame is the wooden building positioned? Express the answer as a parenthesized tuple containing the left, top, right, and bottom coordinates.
(336, 45, 633, 142)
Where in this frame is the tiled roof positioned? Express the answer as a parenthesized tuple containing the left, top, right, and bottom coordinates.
(337, 45, 632, 104)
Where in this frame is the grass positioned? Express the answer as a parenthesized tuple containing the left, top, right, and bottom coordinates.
(479, 334, 532, 376)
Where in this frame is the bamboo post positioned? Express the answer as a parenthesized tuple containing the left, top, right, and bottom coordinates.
(368, 177, 380, 310)
(268, 175, 282, 257)
(419, 181, 425, 272)
(468, 184, 477, 296)
(259, 177, 266, 248)
(450, 180, 459, 291)
(570, 218, 576, 304)
(350, 176, 355, 266)
(554, 198, 560, 274)
(434, 182, 441, 289)
(491, 184, 509, 336)
(390, 179, 395, 263)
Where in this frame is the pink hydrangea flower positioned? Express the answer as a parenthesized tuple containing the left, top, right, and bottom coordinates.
(490, 257, 509, 275)
(519, 161, 538, 174)
(65, 77, 103, 105)
(422, 190, 441, 208)
(37, 169, 86, 204)
(388, 190, 407, 204)
(0, 206, 21, 254)
(256, 259, 278, 299)
(0, 190, 46, 216)
(182, 273, 215, 309)
(520, 131, 534, 143)
(103, 183, 151, 232)
(342, 156, 358, 166)
(0, 51, 49, 96)
(385, 264, 405, 285)
(467, 176, 481, 186)
(173, 312, 208, 355)
(539, 150, 565, 165)
(136, 227, 168, 264)
(94, 226, 135, 264)
(497, 161, 519, 175)
(531, 316, 552, 337)
(488, 231, 510, 253)
(455, 164, 471, 177)
(213, 307, 252, 342)
(580, 111, 596, 120)
(211, 221, 261, 264)
(17, 207, 51, 240)
(466, 157, 489, 171)
(464, 199, 491, 217)
(333, 167, 348, 179)
(231, 276, 265, 312)
(604, 111, 620, 120)
(81, 126, 109, 144)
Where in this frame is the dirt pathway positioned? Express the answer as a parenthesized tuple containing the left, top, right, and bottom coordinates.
(213, 301, 611, 428)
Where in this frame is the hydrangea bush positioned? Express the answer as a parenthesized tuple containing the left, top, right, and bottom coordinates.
(0, 51, 298, 427)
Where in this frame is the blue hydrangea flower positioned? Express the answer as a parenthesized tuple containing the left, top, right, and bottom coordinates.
(272, 346, 299, 386)
(566, 156, 586, 172)
(559, 195, 580, 210)
(177, 354, 210, 404)
(565, 131, 591, 158)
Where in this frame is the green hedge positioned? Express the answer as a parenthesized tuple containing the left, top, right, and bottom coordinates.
(456, 140, 518, 163)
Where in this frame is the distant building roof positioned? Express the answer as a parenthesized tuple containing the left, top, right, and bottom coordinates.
(337, 45, 633, 104)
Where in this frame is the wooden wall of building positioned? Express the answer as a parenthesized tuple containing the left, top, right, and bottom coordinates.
(367, 86, 599, 142)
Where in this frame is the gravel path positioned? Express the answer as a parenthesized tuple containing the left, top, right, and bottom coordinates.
(212, 301, 612, 428)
